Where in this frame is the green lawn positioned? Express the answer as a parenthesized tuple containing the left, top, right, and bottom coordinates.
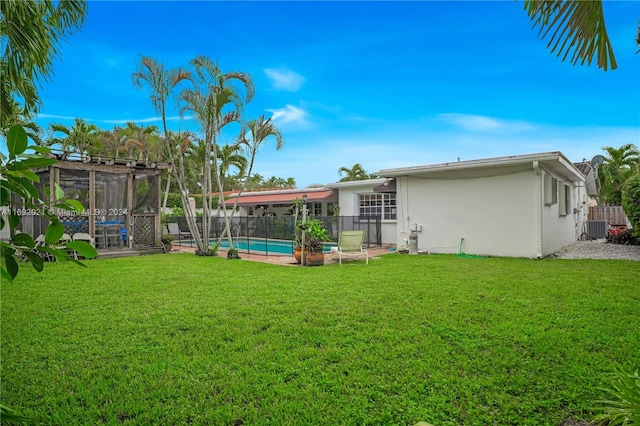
(1, 253, 639, 425)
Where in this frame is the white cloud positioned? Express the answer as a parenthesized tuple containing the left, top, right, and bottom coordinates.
(36, 114, 194, 125)
(264, 67, 305, 92)
(101, 115, 193, 124)
(438, 113, 536, 132)
(266, 105, 308, 125)
(36, 113, 80, 121)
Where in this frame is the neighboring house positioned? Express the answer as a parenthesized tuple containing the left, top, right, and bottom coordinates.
(573, 161, 599, 207)
(229, 187, 338, 217)
(377, 152, 588, 259)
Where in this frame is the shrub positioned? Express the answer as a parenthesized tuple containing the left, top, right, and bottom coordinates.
(594, 369, 640, 425)
(165, 193, 215, 209)
(170, 206, 185, 217)
(165, 193, 183, 208)
(621, 173, 640, 236)
(606, 229, 640, 245)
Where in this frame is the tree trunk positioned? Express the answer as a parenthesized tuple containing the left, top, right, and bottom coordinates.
(162, 169, 171, 212)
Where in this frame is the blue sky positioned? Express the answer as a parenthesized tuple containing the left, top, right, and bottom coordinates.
(33, 1, 640, 188)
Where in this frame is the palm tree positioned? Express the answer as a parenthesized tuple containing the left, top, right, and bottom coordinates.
(1, 0, 87, 118)
(96, 126, 126, 159)
(227, 114, 283, 214)
(49, 118, 101, 158)
(0, 100, 43, 144)
(338, 163, 369, 182)
(131, 57, 198, 249)
(182, 140, 207, 194)
(245, 173, 264, 191)
(166, 130, 197, 205)
(597, 144, 640, 205)
(121, 122, 162, 161)
(237, 116, 283, 192)
(216, 144, 248, 191)
(179, 55, 254, 253)
(264, 176, 287, 188)
(284, 177, 296, 188)
(524, 0, 618, 71)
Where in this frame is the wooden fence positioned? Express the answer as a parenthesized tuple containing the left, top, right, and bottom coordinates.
(588, 206, 629, 226)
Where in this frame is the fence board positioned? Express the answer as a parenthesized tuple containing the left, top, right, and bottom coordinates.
(588, 206, 628, 226)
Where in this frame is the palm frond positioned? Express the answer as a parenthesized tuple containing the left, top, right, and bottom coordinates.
(524, 0, 617, 71)
(220, 71, 256, 104)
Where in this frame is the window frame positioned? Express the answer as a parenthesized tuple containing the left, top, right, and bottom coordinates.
(358, 192, 396, 221)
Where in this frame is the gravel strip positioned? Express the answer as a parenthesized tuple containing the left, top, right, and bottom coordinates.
(550, 239, 640, 261)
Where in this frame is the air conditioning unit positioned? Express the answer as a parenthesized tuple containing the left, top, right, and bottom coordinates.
(586, 220, 607, 239)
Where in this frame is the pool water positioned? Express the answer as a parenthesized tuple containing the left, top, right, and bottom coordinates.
(216, 238, 294, 255)
(184, 238, 336, 255)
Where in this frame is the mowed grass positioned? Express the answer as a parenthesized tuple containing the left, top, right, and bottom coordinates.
(1, 253, 639, 425)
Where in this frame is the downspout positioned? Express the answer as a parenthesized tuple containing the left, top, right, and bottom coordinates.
(533, 161, 543, 259)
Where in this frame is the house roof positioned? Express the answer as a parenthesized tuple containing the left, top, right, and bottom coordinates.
(230, 187, 337, 206)
(326, 178, 387, 189)
(373, 178, 396, 193)
(377, 152, 585, 182)
(573, 161, 598, 195)
(573, 162, 593, 177)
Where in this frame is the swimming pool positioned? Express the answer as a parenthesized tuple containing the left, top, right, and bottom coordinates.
(217, 238, 294, 255)
(184, 237, 336, 255)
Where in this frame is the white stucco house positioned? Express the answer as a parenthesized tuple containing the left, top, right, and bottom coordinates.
(209, 151, 589, 258)
(376, 152, 588, 258)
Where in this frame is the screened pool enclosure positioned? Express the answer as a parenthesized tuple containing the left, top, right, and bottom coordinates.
(14, 158, 168, 251)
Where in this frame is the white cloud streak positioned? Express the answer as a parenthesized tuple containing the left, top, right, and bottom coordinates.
(266, 105, 308, 125)
(36, 114, 193, 125)
(36, 114, 79, 121)
(101, 115, 192, 124)
(264, 68, 305, 92)
(438, 113, 536, 132)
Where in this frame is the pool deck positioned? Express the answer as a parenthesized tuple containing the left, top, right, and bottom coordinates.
(172, 243, 395, 266)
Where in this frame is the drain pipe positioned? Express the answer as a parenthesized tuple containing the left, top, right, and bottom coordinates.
(533, 161, 543, 259)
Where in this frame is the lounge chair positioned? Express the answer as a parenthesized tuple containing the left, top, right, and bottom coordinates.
(331, 230, 368, 265)
(166, 222, 190, 243)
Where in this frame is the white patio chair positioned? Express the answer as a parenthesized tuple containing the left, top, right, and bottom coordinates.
(72, 232, 95, 260)
(330, 230, 369, 265)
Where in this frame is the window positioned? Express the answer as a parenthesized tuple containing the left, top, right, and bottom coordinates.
(558, 183, 571, 216)
(544, 174, 558, 206)
(309, 202, 322, 216)
(358, 193, 396, 220)
(564, 184, 571, 215)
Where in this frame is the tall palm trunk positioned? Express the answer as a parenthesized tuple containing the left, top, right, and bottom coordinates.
(161, 114, 203, 252)
(162, 170, 171, 211)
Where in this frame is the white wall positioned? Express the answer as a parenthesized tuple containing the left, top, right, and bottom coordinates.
(336, 182, 397, 244)
(540, 171, 585, 255)
(396, 171, 541, 258)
